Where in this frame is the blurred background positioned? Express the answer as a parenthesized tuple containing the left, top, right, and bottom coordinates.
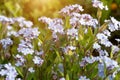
(0, 0, 120, 24)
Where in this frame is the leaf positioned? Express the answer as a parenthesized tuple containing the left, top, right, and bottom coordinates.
(97, 8, 102, 21)
(16, 67, 24, 78)
(66, 74, 69, 80)
(26, 73, 34, 80)
(99, 22, 108, 32)
(54, 49, 62, 62)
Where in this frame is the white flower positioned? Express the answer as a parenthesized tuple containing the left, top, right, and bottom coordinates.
(108, 17, 120, 32)
(98, 63, 105, 78)
(59, 4, 84, 16)
(23, 21, 33, 27)
(17, 40, 34, 55)
(0, 15, 14, 23)
(103, 30, 111, 37)
(99, 56, 119, 69)
(39, 17, 64, 34)
(59, 77, 65, 80)
(16, 78, 22, 80)
(14, 17, 25, 23)
(7, 30, 19, 37)
(48, 18, 64, 34)
(33, 56, 44, 65)
(28, 67, 35, 73)
(18, 27, 40, 40)
(92, 0, 108, 10)
(64, 45, 76, 54)
(52, 32, 58, 40)
(97, 33, 112, 47)
(0, 63, 18, 80)
(35, 50, 44, 55)
(105, 6, 108, 10)
(79, 76, 90, 80)
(0, 38, 13, 49)
(97, 33, 108, 40)
(115, 38, 120, 42)
(38, 16, 52, 24)
(67, 28, 78, 39)
(82, 56, 98, 64)
(70, 12, 81, 27)
(93, 42, 101, 49)
(15, 54, 26, 67)
(79, 14, 98, 27)
(14, 17, 33, 28)
(98, 50, 109, 56)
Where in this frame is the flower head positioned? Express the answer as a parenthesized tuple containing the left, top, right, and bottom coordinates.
(0, 63, 18, 80)
(92, 0, 108, 10)
(0, 38, 13, 49)
(79, 76, 90, 80)
(33, 56, 44, 65)
(59, 4, 84, 16)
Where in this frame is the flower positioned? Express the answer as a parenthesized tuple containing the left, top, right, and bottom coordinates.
(15, 54, 26, 67)
(108, 17, 120, 32)
(38, 16, 52, 25)
(67, 28, 78, 39)
(64, 45, 76, 54)
(82, 56, 99, 64)
(48, 18, 64, 34)
(79, 76, 90, 80)
(35, 50, 44, 56)
(59, 4, 84, 16)
(93, 42, 101, 49)
(28, 67, 35, 73)
(103, 30, 111, 37)
(0, 38, 13, 49)
(97, 33, 112, 47)
(92, 0, 108, 10)
(99, 56, 119, 70)
(18, 27, 40, 40)
(0, 15, 14, 23)
(33, 56, 44, 65)
(59, 77, 65, 80)
(98, 63, 105, 78)
(17, 40, 34, 55)
(79, 14, 98, 27)
(39, 17, 64, 34)
(115, 38, 120, 42)
(14, 17, 33, 28)
(70, 13, 98, 27)
(98, 50, 109, 56)
(0, 63, 18, 80)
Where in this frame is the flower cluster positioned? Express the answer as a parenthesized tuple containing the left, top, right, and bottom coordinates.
(0, 63, 18, 80)
(79, 76, 90, 80)
(59, 4, 84, 16)
(15, 54, 26, 66)
(0, 38, 13, 49)
(0, 1, 120, 80)
(92, 0, 108, 10)
(17, 40, 34, 55)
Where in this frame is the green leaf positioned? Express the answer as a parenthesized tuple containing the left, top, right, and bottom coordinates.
(66, 74, 69, 80)
(16, 67, 24, 78)
(99, 22, 108, 33)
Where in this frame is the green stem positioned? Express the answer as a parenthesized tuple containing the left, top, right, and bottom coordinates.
(23, 67, 28, 80)
(63, 54, 66, 78)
